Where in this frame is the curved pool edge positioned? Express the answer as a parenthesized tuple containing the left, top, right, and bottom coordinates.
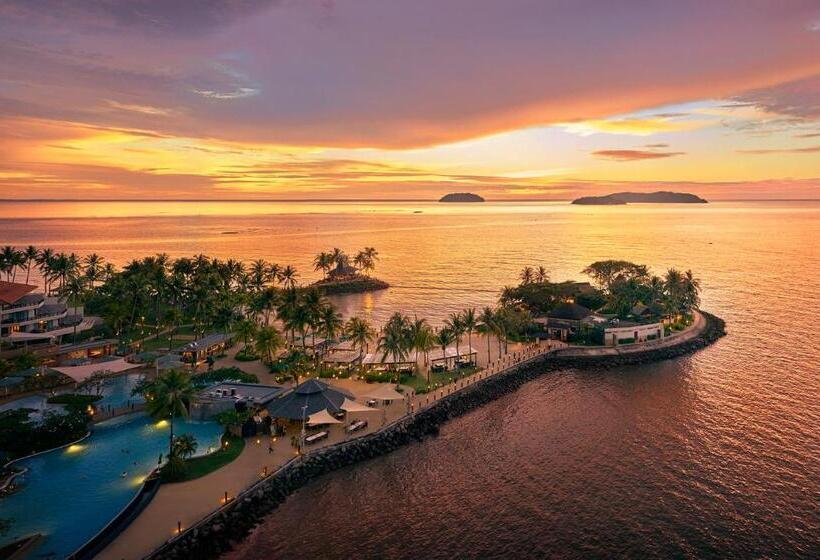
(3, 431, 92, 469)
(67, 469, 162, 560)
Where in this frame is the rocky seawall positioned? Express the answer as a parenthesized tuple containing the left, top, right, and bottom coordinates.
(147, 312, 726, 560)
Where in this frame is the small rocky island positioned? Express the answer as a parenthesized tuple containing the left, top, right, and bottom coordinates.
(310, 247, 389, 295)
(572, 191, 707, 205)
(439, 192, 485, 203)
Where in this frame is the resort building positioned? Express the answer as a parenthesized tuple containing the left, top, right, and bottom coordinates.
(191, 382, 285, 421)
(603, 321, 664, 346)
(0, 280, 92, 347)
(175, 332, 234, 365)
(540, 302, 604, 341)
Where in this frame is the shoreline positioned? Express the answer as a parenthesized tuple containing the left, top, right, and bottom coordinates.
(145, 311, 726, 560)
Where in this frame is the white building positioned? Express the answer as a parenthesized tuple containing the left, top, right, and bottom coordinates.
(0, 280, 91, 345)
(604, 321, 664, 347)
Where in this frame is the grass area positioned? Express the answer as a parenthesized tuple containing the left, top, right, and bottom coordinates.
(162, 434, 245, 483)
(138, 336, 175, 352)
(400, 366, 478, 394)
(46, 393, 103, 406)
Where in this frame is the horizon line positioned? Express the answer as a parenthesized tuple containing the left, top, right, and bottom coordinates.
(1, 197, 820, 203)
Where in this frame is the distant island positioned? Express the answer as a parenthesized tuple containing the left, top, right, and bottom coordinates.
(439, 192, 485, 203)
(572, 191, 708, 205)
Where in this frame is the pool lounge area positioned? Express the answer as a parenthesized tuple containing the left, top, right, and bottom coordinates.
(0, 413, 221, 559)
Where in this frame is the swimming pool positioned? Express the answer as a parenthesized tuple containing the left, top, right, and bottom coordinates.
(0, 413, 222, 559)
(0, 372, 147, 416)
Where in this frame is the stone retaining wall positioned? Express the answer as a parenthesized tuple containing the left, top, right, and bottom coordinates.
(147, 311, 726, 560)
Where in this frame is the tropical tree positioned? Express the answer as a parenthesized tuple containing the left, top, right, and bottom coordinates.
(377, 313, 412, 382)
(434, 327, 455, 373)
(255, 325, 285, 364)
(163, 307, 183, 350)
(444, 312, 465, 363)
(519, 266, 535, 285)
(235, 319, 258, 353)
(461, 308, 477, 358)
(144, 369, 195, 457)
(346, 316, 375, 360)
(535, 266, 549, 283)
(313, 252, 334, 279)
(477, 306, 497, 364)
(279, 265, 299, 289)
(318, 304, 343, 345)
(22, 245, 38, 284)
(172, 433, 198, 459)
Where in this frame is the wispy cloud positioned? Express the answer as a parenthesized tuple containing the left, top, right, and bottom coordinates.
(592, 149, 685, 161)
(738, 145, 820, 155)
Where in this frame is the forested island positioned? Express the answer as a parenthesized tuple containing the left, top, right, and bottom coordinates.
(572, 191, 707, 205)
(439, 193, 485, 202)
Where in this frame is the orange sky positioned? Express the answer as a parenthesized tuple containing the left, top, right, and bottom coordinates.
(1, 1, 819, 200)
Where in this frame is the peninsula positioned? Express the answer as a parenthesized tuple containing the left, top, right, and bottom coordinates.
(572, 191, 708, 205)
(439, 192, 485, 202)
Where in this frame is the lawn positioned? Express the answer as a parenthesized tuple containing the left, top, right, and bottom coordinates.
(163, 434, 245, 483)
(400, 366, 478, 394)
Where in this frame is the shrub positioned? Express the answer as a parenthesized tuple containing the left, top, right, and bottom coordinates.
(234, 351, 259, 362)
(617, 337, 635, 344)
(46, 394, 103, 408)
(192, 367, 258, 387)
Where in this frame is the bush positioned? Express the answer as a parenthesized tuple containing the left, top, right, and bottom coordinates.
(192, 367, 258, 387)
(234, 351, 259, 362)
(0, 408, 89, 460)
(617, 338, 635, 344)
(46, 394, 103, 407)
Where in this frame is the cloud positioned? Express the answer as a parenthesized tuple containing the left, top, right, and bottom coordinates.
(738, 145, 820, 155)
(731, 74, 820, 121)
(0, 1, 818, 148)
(592, 149, 685, 161)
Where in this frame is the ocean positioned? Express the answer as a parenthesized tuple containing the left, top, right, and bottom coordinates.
(1, 199, 818, 558)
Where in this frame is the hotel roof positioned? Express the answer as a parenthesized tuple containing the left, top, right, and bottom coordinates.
(0, 281, 38, 305)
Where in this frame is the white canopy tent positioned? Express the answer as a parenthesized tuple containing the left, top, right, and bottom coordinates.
(428, 345, 478, 362)
(341, 397, 379, 413)
(362, 385, 405, 401)
(53, 358, 141, 382)
(307, 409, 343, 426)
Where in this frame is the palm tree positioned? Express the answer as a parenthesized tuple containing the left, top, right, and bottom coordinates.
(318, 304, 343, 344)
(22, 245, 38, 284)
(235, 319, 258, 354)
(434, 327, 455, 373)
(249, 259, 269, 291)
(172, 433, 198, 459)
(413, 321, 436, 381)
(279, 265, 299, 289)
(163, 307, 182, 350)
(444, 312, 465, 363)
(346, 316, 375, 360)
(461, 308, 477, 360)
(255, 325, 285, 364)
(313, 252, 334, 279)
(519, 266, 535, 285)
(145, 369, 195, 457)
(377, 312, 412, 384)
(477, 306, 497, 364)
(535, 266, 549, 283)
(36, 248, 55, 294)
(84, 253, 105, 290)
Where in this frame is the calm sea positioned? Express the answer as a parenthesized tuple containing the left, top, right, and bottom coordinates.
(1, 200, 818, 557)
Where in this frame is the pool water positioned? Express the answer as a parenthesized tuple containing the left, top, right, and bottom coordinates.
(0, 413, 222, 559)
(0, 373, 146, 416)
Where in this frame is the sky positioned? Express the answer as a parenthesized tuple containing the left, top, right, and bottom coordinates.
(1, 0, 819, 200)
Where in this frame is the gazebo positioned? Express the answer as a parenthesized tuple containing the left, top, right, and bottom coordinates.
(265, 379, 355, 421)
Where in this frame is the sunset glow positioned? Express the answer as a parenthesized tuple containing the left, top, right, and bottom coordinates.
(1, 1, 818, 200)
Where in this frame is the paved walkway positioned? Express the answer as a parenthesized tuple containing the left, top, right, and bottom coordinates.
(97, 378, 407, 560)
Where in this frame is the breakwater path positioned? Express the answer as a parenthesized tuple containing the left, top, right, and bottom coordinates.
(138, 311, 724, 560)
